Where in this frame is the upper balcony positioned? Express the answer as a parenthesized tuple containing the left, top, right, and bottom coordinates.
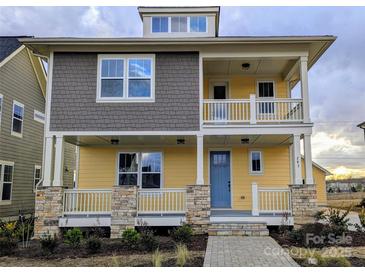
(201, 55, 311, 128)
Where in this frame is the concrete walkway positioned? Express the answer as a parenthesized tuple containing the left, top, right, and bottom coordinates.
(203, 236, 299, 267)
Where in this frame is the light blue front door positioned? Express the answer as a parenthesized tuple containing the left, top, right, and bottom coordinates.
(210, 151, 231, 208)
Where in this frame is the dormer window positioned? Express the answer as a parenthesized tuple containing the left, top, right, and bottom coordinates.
(171, 16, 188, 32)
(152, 16, 168, 33)
(190, 16, 207, 32)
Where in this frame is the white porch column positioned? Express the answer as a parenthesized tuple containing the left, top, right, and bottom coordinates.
(53, 136, 64, 187)
(251, 182, 259, 216)
(43, 136, 54, 187)
(250, 94, 257, 124)
(300, 56, 311, 123)
(304, 134, 314, 184)
(196, 134, 204, 185)
(293, 134, 303, 185)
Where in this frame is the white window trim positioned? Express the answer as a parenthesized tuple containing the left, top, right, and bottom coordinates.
(34, 110, 45, 124)
(116, 151, 163, 189)
(96, 54, 155, 103)
(33, 165, 42, 192)
(0, 160, 14, 204)
(249, 150, 264, 175)
(256, 80, 276, 98)
(0, 94, 3, 129)
(151, 15, 208, 34)
(11, 100, 24, 138)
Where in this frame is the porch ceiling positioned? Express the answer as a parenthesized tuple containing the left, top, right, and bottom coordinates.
(203, 57, 297, 77)
(65, 134, 292, 146)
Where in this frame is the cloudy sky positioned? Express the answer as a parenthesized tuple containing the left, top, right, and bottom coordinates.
(0, 6, 364, 178)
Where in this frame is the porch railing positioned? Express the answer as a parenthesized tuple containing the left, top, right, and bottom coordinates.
(252, 183, 292, 215)
(63, 189, 112, 215)
(203, 96, 303, 125)
(137, 188, 186, 215)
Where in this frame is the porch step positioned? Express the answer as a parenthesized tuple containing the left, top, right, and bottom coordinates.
(208, 222, 269, 236)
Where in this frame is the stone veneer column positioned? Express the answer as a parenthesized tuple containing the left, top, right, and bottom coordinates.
(110, 185, 138, 238)
(34, 186, 64, 238)
(290, 184, 317, 227)
(186, 185, 210, 234)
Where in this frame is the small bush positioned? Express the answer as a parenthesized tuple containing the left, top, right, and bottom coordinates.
(86, 236, 102, 254)
(40, 233, 58, 254)
(139, 228, 158, 251)
(170, 224, 193, 244)
(0, 237, 17, 256)
(176, 243, 189, 267)
(151, 249, 163, 267)
(359, 198, 365, 208)
(323, 256, 351, 267)
(64, 228, 83, 248)
(121, 228, 140, 249)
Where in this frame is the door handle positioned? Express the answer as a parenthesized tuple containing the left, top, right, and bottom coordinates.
(228, 181, 231, 192)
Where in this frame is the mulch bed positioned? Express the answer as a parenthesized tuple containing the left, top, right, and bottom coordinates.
(2, 234, 208, 262)
(294, 257, 365, 267)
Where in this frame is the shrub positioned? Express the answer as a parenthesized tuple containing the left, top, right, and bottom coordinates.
(359, 198, 365, 208)
(176, 243, 189, 267)
(170, 224, 193, 244)
(151, 249, 163, 267)
(40, 233, 58, 254)
(323, 257, 351, 267)
(64, 228, 83, 248)
(358, 207, 365, 229)
(121, 228, 140, 249)
(139, 228, 158, 251)
(86, 236, 102, 254)
(0, 237, 17, 256)
(315, 207, 351, 231)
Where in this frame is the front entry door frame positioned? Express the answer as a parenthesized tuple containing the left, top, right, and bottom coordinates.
(208, 148, 233, 209)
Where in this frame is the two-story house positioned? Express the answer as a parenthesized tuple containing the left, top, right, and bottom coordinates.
(0, 36, 76, 220)
(21, 7, 336, 238)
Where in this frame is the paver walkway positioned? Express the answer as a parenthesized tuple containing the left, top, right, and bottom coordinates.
(204, 236, 299, 267)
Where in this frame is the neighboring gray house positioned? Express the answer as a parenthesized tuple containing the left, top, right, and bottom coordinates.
(0, 36, 76, 219)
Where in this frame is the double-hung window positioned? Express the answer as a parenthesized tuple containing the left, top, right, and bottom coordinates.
(11, 101, 24, 137)
(0, 161, 14, 202)
(152, 16, 168, 33)
(118, 152, 162, 189)
(257, 81, 275, 114)
(97, 55, 154, 102)
(249, 151, 263, 174)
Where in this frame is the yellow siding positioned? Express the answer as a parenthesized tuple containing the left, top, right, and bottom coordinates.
(301, 159, 328, 205)
(203, 76, 288, 99)
(78, 145, 292, 211)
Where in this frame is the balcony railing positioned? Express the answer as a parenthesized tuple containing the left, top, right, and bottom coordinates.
(137, 188, 186, 215)
(203, 96, 303, 125)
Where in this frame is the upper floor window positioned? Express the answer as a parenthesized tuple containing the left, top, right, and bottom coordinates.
(171, 16, 187, 32)
(152, 16, 168, 33)
(11, 101, 24, 137)
(0, 161, 14, 202)
(97, 54, 155, 102)
(257, 81, 275, 98)
(190, 16, 207, 32)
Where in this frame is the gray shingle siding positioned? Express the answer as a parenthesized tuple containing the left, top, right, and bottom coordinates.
(50, 52, 200, 131)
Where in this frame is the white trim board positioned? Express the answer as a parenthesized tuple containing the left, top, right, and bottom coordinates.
(0, 45, 25, 69)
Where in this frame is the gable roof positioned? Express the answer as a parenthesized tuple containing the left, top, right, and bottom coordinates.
(0, 36, 29, 63)
(301, 156, 332, 176)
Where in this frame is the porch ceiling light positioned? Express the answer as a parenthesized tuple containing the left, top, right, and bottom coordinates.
(241, 138, 249, 144)
(241, 63, 250, 70)
(177, 138, 185, 145)
(111, 139, 119, 145)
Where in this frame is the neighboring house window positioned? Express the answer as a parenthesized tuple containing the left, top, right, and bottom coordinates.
(0, 94, 3, 127)
(250, 151, 263, 174)
(34, 165, 41, 189)
(0, 161, 14, 202)
(118, 152, 162, 188)
(190, 16, 207, 32)
(171, 16, 188, 32)
(97, 55, 154, 102)
(257, 81, 275, 114)
(152, 16, 168, 33)
(34, 110, 45, 124)
(11, 101, 24, 137)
